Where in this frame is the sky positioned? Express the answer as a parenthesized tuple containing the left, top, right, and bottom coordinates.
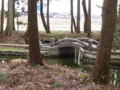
(49, 0, 103, 15)
(0, 0, 103, 15)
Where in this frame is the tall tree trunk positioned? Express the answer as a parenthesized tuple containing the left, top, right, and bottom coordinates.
(13, 0, 16, 31)
(28, 0, 44, 65)
(40, 0, 47, 32)
(90, 0, 118, 85)
(0, 0, 4, 34)
(87, 0, 92, 37)
(73, 17, 77, 32)
(70, 0, 74, 33)
(5, 0, 14, 36)
(76, 0, 80, 33)
(82, 0, 88, 33)
(46, 0, 51, 33)
(70, 0, 77, 33)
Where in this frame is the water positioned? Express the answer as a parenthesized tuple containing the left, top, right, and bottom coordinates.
(0, 56, 120, 86)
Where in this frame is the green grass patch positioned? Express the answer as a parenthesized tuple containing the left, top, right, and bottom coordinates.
(0, 46, 27, 50)
(52, 82, 65, 88)
(0, 78, 8, 82)
(0, 72, 8, 83)
(0, 72, 5, 77)
(56, 72, 62, 75)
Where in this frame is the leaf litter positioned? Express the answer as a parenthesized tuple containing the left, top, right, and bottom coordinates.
(0, 61, 119, 90)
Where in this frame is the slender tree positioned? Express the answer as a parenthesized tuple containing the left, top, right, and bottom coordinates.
(40, 0, 51, 33)
(13, 0, 16, 31)
(70, 0, 77, 33)
(82, 0, 92, 37)
(73, 17, 77, 33)
(70, 0, 74, 33)
(87, 0, 92, 37)
(0, 0, 4, 33)
(28, 0, 44, 65)
(76, 0, 80, 33)
(5, 0, 14, 36)
(46, 0, 51, 33)
(90, 0, 118, 85)
(40, 0, 47, 32)
(82, 0, 88, 33)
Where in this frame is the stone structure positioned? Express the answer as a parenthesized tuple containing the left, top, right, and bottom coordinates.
(0, 37, 120, 66)
(0, 37, 119, 59)
(45, 37, 99, 58)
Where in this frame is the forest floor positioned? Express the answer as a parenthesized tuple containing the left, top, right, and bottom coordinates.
(0, 61, 119, 90)
(0, 31, 120, 90)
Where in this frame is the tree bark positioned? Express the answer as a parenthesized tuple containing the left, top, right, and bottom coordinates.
(70, 0, 74, 33)
(40, 0, 47, 32)
(5, 0, 14, 36)
(0, 0, 4, 34)
(76, 0, 80, 33)
(13, 0, 16, 31)
(90, 0, 118, 85)
(82, 0, 88, 33)
(87, 0, 92, 38)
(46, 0, 51, 33)
(70, 0, 77, 33)
(28, 0, 44, 65)
(73, 17, 77, 32)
